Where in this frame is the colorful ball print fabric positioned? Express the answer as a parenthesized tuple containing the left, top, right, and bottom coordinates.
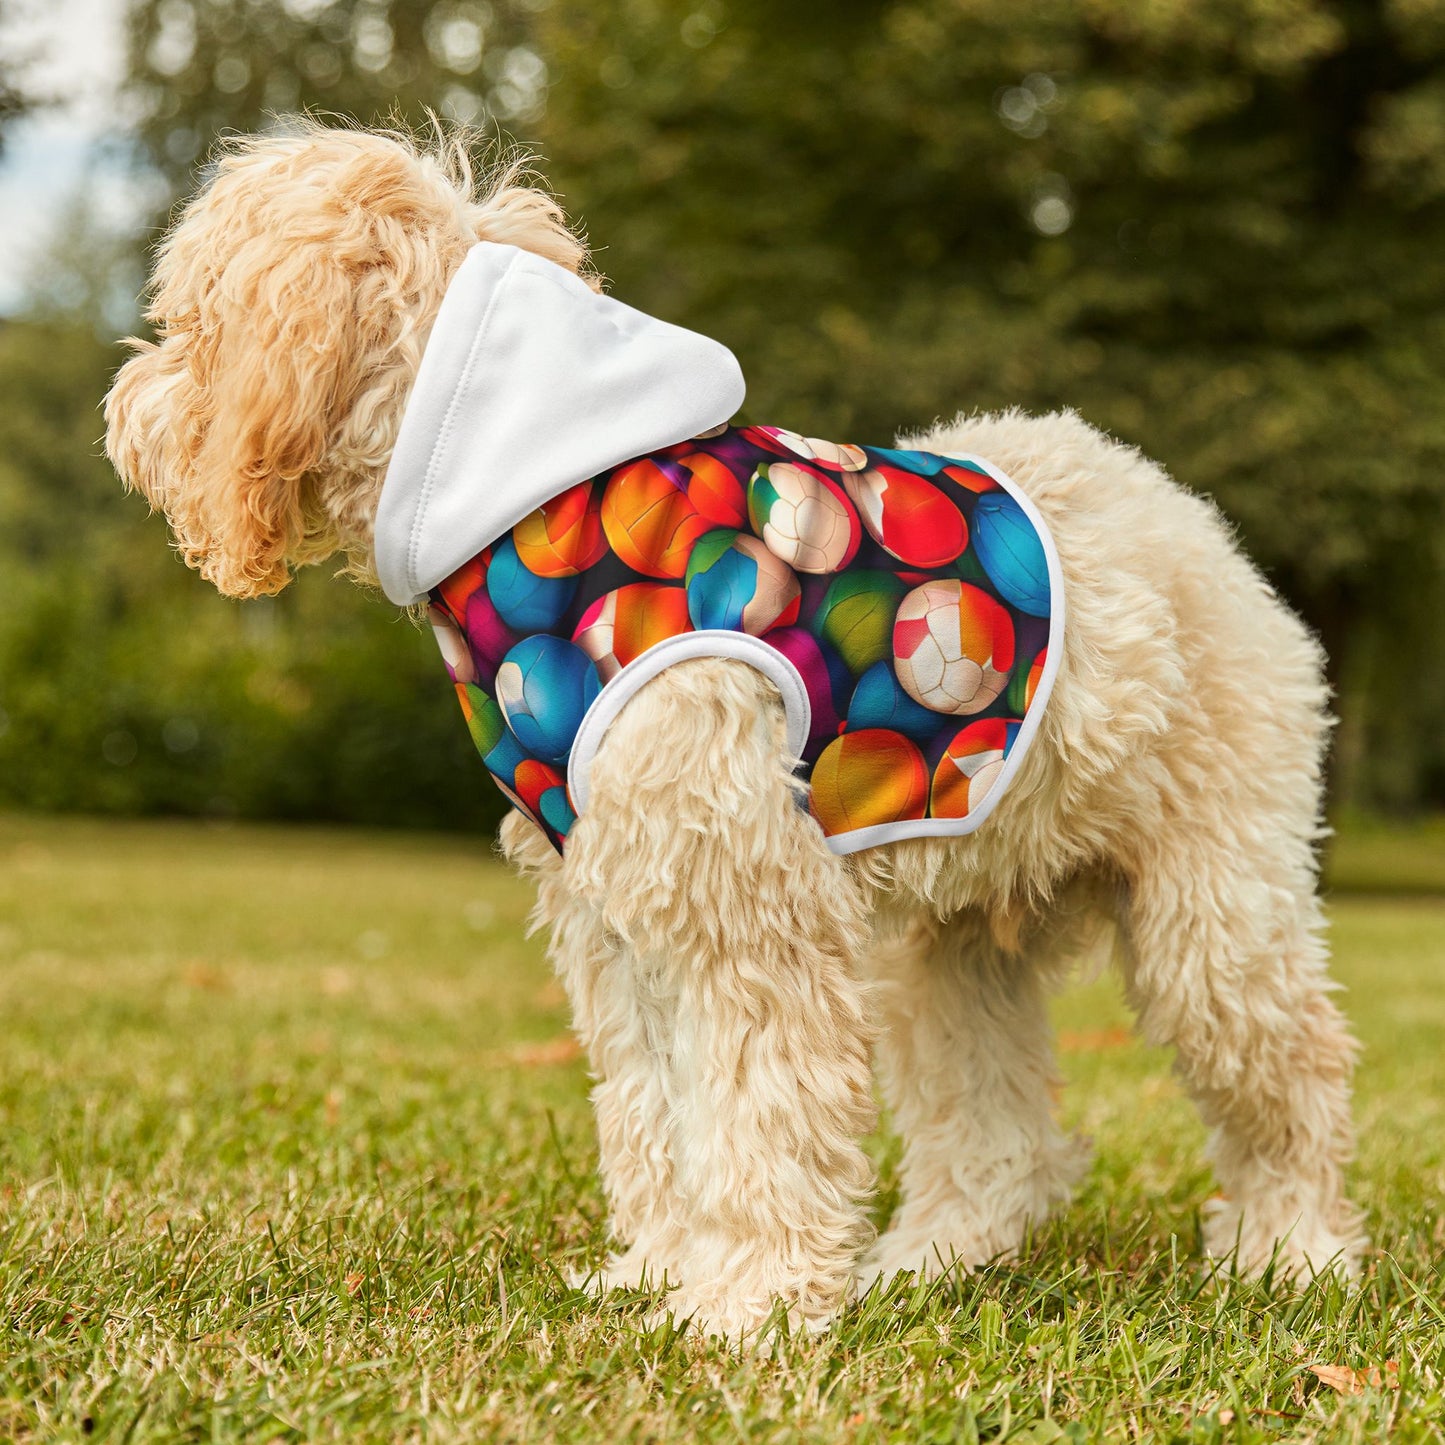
(427, 423, 1059, 854)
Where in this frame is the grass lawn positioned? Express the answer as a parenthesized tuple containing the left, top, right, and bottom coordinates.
(2, 812, 1443, 1443)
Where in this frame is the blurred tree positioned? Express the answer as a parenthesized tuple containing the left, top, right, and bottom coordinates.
(126, 0, 547, 190)
(34, 0, 1440, 822)
(0, 0, 37, 150)
(534, 0, 1445, 809)
(0, 317, 500, 831)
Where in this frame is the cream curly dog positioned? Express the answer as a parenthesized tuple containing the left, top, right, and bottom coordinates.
(105, 124, 1364, 1342)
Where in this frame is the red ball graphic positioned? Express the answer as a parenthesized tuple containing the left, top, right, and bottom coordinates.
(843, 464, 968, 568)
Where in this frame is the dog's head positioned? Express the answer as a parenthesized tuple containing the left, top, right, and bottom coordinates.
(105, 123, 589, 598)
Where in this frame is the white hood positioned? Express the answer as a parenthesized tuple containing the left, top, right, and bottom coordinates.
(373, 242, 746, 606)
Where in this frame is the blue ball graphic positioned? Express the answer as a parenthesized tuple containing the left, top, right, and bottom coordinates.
(686, 531, 757, 631)
(971, 493, 1051, 617)
(539, 784, 577, 838)
(483, 716, 529, 784)
(862, 445, 949, 476)
(487, 534, 579, 632)
(494, 635, 602, 764)
(847, 659, 944, 742)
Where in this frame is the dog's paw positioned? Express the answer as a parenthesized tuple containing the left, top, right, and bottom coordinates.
(570, 1245, 673, 1296)
(1202, 1196, 1367, 1283)
(645, 1287, 836, 1350)
(860, 1133, 1092, 1295)
(855, 1232, 994, 1296)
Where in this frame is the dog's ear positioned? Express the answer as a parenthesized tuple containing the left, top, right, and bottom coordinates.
(106, 219, 367, 597)
(105, 332, 198, 550)
(110, 226, 369, 598)
(105, 127, 593, 598)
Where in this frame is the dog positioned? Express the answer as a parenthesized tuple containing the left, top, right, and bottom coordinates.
(105, 123, 1365, 1342)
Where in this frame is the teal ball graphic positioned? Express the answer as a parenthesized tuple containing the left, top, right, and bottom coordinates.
(971, 493, 1051, 617)
(862, 445, 949, 475)
(847, 659, 943, 742)
(487, 535, 579, 632)
(494, 635, 602, 764)
(539, 783, 577, 837)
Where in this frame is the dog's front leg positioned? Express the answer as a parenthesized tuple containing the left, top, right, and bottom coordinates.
(567, 659, 878, 1343)
(860, 909, 1090, 1287)
(502, 810, 686, 1289)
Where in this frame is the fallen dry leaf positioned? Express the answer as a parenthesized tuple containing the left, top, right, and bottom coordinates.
(181, 962, 229, 992)
(1057, 1027, 1133, 1053)
(1309, 1362, 1399, 1395)
(502, 1037, 584, 1068)
(534, 980, 567, 1009)
(344, 1273, 365, 1296)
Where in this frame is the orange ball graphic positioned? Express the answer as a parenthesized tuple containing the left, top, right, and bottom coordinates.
(601, 456, 746, 579)
(676, 450, 747, 527)
(514, 481, 607, 577)
(809, 729, 929, 835)
(930, 718, 1019, 819)
(573, 582, 691, 681)
(434, 552, 488, 620)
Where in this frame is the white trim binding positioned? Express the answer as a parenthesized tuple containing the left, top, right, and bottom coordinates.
(567, 630, 813, 818)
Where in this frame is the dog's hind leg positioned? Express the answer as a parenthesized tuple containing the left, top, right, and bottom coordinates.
(1119, 834, 1364, 1280)
(1105, 579, 1365, 1280)
(564, 658, 878, 1341)
(859, 908, 1089, 1288)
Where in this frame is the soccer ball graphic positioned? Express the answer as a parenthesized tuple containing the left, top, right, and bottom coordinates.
(747, 461, 861, 574)
(930, 717, 1021, 819)
(743, 425, 869, 472)
(429, 606, 475, 685)
(685, 529, 801, 635)
(892, 579, 1016, 715)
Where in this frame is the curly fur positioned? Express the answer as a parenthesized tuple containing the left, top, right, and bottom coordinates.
(105, 120, 590, 598)
(105, 123, 1365, 1344)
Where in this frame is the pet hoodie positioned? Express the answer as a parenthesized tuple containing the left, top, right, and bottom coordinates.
(374, 242, 1064, 854)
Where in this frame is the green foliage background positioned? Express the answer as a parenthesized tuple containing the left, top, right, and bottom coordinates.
(3, 0, 1443, 826)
